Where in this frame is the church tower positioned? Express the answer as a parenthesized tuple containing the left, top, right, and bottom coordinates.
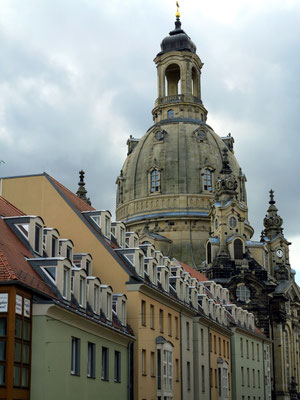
(116, 10, 249, 266)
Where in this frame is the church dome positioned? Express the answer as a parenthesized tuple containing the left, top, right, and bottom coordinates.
(115, 16, 249, 266)
(117, 122, 244, 210)
(159, 19, 196, 55)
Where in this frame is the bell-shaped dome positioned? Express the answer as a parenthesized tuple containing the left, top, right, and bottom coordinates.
(159, 18, 196, 56)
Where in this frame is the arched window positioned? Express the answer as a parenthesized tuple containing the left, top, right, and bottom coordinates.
(234, 239, 243, 260)
(150, 169, 160, 193)
(192, 67, 198, 97)
(207, 242, 212, 264)
(203, 168, 213, 192)
(236, 285, 250, 302)
(285, 330, 290, 385)
(165, 63, 181, 95)
(167, 109, 174, 119)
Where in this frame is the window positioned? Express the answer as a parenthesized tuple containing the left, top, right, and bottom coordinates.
(150, 352, 155, 377)
(51, 236, 57, 257)
(203, 168, 212, 191)
(241, 366, 244, 386)
(79, 277, 84, 306)
(141, 300, 146, 326)
(175, 358, 179, 381)
(229, 216, 237, 229)
(63, 267, 69, 299)
(223, 339, 226, 357)
(150, 169, 160, 193)
(87, 342, 95, 378)
(105, 216, 110, 237)
(253, 368, 255, 387)
(86, 260, 91, 275)
(207, 242, 212, 264)
(14, 310, 31, 388)
(187, 362, 191, 390)
(34, 224, 41, 252)
(93, 286, 99, 313)
(246, 340, 249, 358)
(168, 314, 172, 336)
(218, 337, 221, 355)
(0, 318, 7, 386)
(107, 292, 112, 320)
(71, 337, 80, 376)
(167, 109, 174, 118)
(210, 368, 213, 388)
(66, 245, 72, 260)
(150, 304, 154, 329)
(142, 349, 146, 375)
(214, 335, 217, 354)
(159, 309, 164, 333)
(201, 365, 205, 392)
(157, 341, 173, 394)
(186, 322, 190, 350)
(227, 342, 229, 359)
(121, 300, 126, 325)
(236, 284, 250, 302)
(240, 338, 243, 357)
(139, 254, 144, 275)
(101, 347, 109, 381)
(223, 367, 228, 398)
(252, 342, 254, 360)
(234, 239, 243, 260)
(175, 316, 179, 338)
(258, 370, 261, 388)
(201, 328, 204, 355)
(247, 368, 250, 387)
(210, 333, 212, 352)
(114, 351, 121, 382)
(257, 344, 260, 361)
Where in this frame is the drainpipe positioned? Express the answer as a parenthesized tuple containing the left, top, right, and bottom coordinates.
(180, 311, 183, 400)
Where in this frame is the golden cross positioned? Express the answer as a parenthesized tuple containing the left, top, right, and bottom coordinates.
(176, 1, 180, 18)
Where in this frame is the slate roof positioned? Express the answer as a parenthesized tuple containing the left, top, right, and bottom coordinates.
(0, 197, 55, 297)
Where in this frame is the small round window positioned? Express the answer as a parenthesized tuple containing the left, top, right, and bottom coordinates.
(236, 285, 251, 302)
(229, 216, 237, 229)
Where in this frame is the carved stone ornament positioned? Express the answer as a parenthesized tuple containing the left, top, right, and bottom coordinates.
(154, 130, 167, 141)
(193, 127, 207, 140)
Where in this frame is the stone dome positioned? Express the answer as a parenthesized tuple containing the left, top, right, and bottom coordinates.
(117, 122, 244, 212)
(115, 17, 248, 266)
(159, 19, 196, 56)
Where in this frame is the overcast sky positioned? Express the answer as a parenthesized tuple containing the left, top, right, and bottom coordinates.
(1, 0, 300, 280)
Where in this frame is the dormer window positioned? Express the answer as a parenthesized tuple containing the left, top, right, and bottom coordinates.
(91, 215, 100, 226)
(150, 169, 161, 193)
(86, 260, 91, 276)
(79, 278, 85, 306)
(203, 168, 213, 192)
(105, 216, 110, 237)
(139, 254, 144, 276)
(66, 246, 72, 260)
(94, 285, 99, 313)
(121, 300, 126, 325)
(107, 292, 112, 321)
(63, 267, 69, 299)
(34, 224, 42, 253)
(51, 236, 58, 257)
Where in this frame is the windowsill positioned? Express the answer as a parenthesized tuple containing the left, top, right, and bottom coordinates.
(101, 378, 109, 382)
(142, 323, 146, 327)
(151, 374, 156, 378)
(114, 380, 121, 383)
(150, 326, 155, 330)
(71, 372, 80, 377)
(142, 373, 147, 376)
(87, 375, 96, 379)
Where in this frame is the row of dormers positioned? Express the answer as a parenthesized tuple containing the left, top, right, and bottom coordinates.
(3, 212, 255, 333)
(3, 215, 128, 328)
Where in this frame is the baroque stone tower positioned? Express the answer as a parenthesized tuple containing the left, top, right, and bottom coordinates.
(116, 14, 249, 266)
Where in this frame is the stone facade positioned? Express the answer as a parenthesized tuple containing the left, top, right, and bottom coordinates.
(116, 14, 300, 400)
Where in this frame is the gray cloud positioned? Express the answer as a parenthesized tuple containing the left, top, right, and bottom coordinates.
(1, 0, 300, 277)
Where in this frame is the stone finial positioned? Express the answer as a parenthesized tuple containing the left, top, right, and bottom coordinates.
(263, 189, 283, 238)
(76, 170, 91, 205)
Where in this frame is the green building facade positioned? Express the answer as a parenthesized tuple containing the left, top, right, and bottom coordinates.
(231, 326, 272, 400)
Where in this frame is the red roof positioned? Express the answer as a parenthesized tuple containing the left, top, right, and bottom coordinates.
(47, 175, 95, 213)
(0, 197, 55, 297)
(177, 260, 209, 282)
